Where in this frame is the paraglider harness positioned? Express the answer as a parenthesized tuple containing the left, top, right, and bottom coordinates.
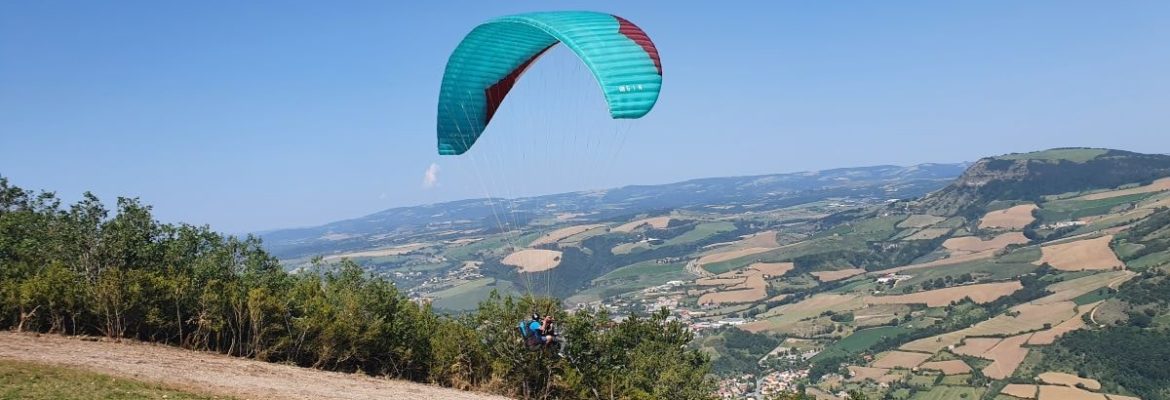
(518, 313, 566, 356)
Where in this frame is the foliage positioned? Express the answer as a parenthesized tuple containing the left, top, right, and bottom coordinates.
(0, 177, 715, 400)
(792, 238, 942, 272)
(1039, 328, 1170, 400)
(701, 328, 782, 376)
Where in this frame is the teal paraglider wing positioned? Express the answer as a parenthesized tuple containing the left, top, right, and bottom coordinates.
(436, 11, 662, 155)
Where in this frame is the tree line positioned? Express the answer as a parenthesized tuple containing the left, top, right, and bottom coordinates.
(0, 177, 714, 399)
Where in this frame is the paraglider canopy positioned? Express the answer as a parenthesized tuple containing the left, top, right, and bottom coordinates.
(436, 11, 663, 155)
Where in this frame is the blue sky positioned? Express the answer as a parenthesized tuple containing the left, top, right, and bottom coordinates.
(2, 1, 1168, 233)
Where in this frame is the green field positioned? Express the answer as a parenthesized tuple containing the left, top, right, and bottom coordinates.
(1036, 192, 1155, 221)
(811, 325, 913, 362)
(900, 259, 1037, 289)
(1073, 287, 1114, 305)
(820, 215, 905, 241)
(577, 261, 692, 300)
(429, 278, 516, 311)
(665, 221, 736, 246)
(1127, 251, 1170, 271)
(997, 148, 1107, 163)
(595, 260, 689, 282)
(939, 374, 972, 385)
(613, 221, 735, 255)
(0, 359, 227, 400)
(910, 385, 985, 400)
(907, 372, 938, 388)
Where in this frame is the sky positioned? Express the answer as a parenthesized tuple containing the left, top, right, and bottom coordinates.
(2, 1, 1169, 233)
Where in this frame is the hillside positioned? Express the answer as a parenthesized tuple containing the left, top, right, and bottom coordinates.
(260, 163, 966, 259)
(0, 333, 507, 400)
(246, 147, 1170, 399)
(688, 148, 1170, 399)
(6, 148, 1170, 400)
(918, 148, 1170, 216)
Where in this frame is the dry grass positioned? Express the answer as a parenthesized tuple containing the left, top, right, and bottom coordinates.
(1037, 372, 1101, 391)
(865, 281, 1022, 307)
(1028, 302, 1101, 345)
(741, 294, 864, 333)
(750, 262, 794, 277)
(847, 366, 889, 381)
(979, 204, 1038, 230)
(1075, 177, 1170, 201)
(1037, 385, 1108, 400)
(696, 263, 787, 305)
(1034, 271, 1135, 305)
(1036, 235, 1124, 271)
(695, 277, 744, 286)
(0, 333, 509, 400)
(876, 250, 998, 274)
(971, 302, 1078, 337)
(323, 243, 427, 261)
(902, 302, 1078, 354)
(1002, 384, 1039, 399)
(697, 247, 776, 270)
(698, 288, 766, 305)
(530, 224, 606, 246)
(871, 351, 931, 369)
(942, 232, 1029, 255)
(740, 231, 779, 247)
(811, 269, 865, 282)
(981, 333, 1033, 380)
(612, 217, 672, 233)
(919, 360, 972, 375)
(501, 249, 562, 272)
(953, 338, 1003, 357)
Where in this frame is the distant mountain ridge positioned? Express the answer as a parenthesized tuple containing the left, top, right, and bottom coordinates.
(919, 148, 1170, 216)
(261, 163, 968, 258)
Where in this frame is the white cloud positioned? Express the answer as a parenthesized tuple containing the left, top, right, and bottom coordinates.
(422, 163, 440, 189)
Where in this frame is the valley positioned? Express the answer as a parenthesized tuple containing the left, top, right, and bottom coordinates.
(262, 148, 1170, 400)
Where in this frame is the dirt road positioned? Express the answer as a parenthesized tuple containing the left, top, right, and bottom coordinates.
(0, 332, 509, 400)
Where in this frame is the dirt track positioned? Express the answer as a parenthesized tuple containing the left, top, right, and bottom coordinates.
(0, 332, 509, 400)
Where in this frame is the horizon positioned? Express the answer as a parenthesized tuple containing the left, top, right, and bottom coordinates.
(4, 1, 1169, 233)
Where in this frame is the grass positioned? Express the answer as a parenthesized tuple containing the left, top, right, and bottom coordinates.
(442, 236, 507, 260)
(613, 221, 735, 255)
(820, 215, 905, 241)
(996, 148, 1108, 163)
(386, 262, 449, 273)
(578, 261, 692, 300)
(1036, 192, 1156, 221)
(1072, 287, 1114, 305)
(939, 374, 972, 385)
(429, 278, 516, 311)
(899, 259, 1037, 289)
(702, 257, 757, 275)
(810, 326, 913, 362)
(996, 247, 1042, 263)
(907, 373, 938, 388)
(1126, 251, 1170, 271)
(0, 359, 229, 400)
(665, 221, 736, 246)
(595, 260, 688, 282)
(909, 385, 985, 400)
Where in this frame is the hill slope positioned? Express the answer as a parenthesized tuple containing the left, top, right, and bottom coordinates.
(0, 333, 508, 400)
(260, 163, 966, 259)
(919, 148, 1170, 216)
